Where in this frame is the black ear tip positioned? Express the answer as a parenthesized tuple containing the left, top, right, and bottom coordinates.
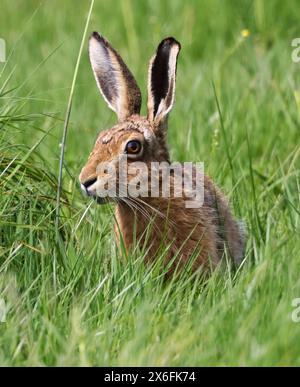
(90, 31, 108, 45)
(159, 37, 181, 51)
(91, 31, 101, 40)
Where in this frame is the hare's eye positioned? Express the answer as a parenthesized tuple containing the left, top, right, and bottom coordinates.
(125, 140, 142, 155)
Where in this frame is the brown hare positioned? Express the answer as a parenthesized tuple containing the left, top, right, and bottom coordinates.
(79, 32, 245, 274)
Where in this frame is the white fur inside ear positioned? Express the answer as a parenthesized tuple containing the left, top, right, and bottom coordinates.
(89, 35, 134, 122)
(155, 99, 166, 119)
(164, 43, 180, 115)
(89, 36, 117, 114)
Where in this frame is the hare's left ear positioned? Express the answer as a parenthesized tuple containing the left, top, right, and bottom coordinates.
(147, 37, 181, 127)
(89, 32, 142, 122)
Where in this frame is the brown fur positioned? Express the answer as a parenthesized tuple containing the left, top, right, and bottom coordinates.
(79, 34, 245, 275)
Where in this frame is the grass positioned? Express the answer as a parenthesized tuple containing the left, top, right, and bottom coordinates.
(0, 0, 300, 366)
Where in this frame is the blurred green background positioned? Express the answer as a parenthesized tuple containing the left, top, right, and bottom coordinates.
(2, 0, 300, 169)
(0, 0, 300, 366)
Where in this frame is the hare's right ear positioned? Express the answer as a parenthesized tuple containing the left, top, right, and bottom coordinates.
(89, 32, 142, 122)
(147, 37, 181, 127)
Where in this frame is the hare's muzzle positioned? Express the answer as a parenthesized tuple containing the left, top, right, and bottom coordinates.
(80, 177, 107, 205)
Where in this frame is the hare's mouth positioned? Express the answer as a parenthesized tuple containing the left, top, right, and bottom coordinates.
(95, 197, 107, 205)
(80, 180, 120, 205)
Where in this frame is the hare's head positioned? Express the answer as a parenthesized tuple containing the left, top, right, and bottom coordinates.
(79, 32, 180, 202)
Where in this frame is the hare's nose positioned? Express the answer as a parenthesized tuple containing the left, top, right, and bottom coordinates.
(82, 177, 97, 189)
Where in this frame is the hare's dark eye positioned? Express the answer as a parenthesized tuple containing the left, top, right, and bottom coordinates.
(125, 140, 142, 155)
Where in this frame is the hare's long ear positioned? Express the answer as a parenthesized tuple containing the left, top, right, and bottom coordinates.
(89, 32, 142, 122)
(147, 37, 181, 127)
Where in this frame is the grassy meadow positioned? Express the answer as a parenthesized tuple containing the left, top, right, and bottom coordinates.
(0, 0, 300, 366)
